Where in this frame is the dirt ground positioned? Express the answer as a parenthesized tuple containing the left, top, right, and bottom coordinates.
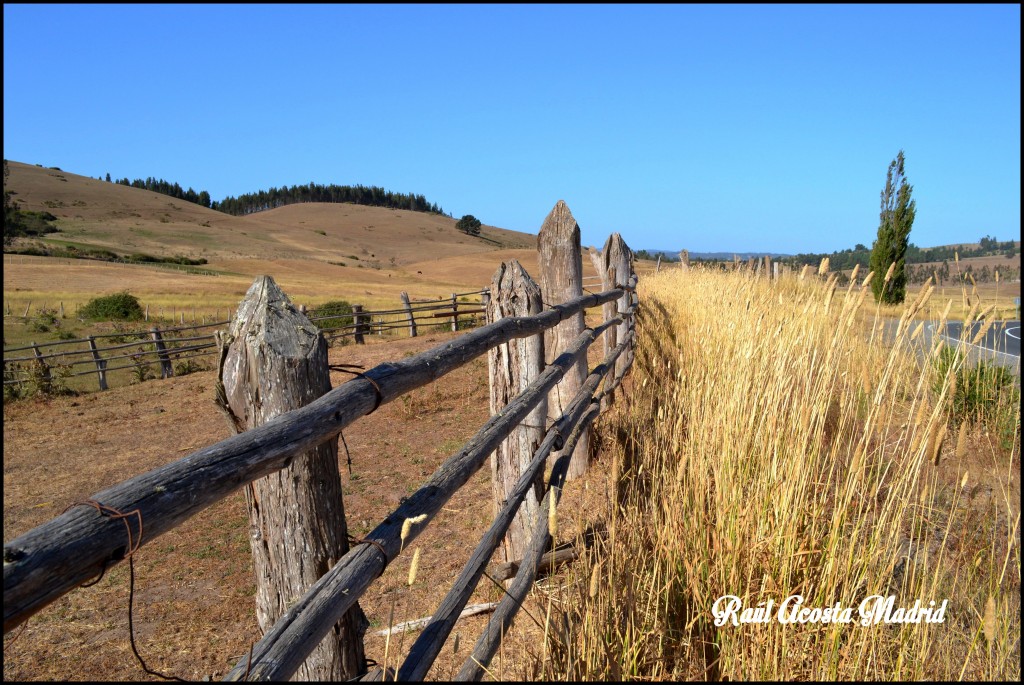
(3, 327, 619, 681)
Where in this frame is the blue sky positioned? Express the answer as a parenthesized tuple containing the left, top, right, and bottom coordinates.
(3, 4, 1020, 254)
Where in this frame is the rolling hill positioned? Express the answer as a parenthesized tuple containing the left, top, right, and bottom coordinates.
(2, 161, 575, 317)
(4, 160, 535, 263)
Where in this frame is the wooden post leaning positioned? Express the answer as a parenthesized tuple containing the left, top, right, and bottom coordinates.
(537, 199, 590, 480)
(400, 291, 417, 338)
(149, 327, 174, 379)
(219, 276, 367, 681)
(87, 335, 108, 391)
(486, 260, 546, 565)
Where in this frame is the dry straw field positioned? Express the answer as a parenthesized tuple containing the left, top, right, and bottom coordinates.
(527, 265, 1019, 680)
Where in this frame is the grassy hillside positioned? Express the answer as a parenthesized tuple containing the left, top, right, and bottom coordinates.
(3, 160, 554, 323)
(4, 160, 534, 262)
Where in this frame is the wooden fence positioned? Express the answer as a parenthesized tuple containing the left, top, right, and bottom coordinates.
(3, 201, 637, 681)
(2, 291, 494, 395)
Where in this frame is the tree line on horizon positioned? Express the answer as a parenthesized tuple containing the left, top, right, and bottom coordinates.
(781, 235, 1019, 273)
(108, 173, 448, 218)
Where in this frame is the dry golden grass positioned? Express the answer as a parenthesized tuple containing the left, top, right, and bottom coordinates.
(523, 266, 1020, 681)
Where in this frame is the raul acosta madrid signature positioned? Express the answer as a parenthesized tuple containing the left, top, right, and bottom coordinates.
(712, 594, 948, 627)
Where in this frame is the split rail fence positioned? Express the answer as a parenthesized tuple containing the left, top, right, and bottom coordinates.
(2, 291, 495, 395)
(3, 201, 636, 681)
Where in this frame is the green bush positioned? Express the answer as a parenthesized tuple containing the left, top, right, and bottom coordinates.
(174, 358, 208, 376)
(312, 300, 354, 332)
(79, 292, 145, 321)
(933, 346, 1019, 430)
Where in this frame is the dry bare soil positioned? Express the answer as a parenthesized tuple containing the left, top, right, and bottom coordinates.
(3, 329, 619, 681)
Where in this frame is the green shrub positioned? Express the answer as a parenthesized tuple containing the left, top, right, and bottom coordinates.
(311, 300, 354, 332)
(174, 358, 208, 376)
(933, 346, 1019, 430)
(79, 292, 145, 321)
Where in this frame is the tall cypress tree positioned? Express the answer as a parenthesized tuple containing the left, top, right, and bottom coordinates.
(869, 150, 916, 304)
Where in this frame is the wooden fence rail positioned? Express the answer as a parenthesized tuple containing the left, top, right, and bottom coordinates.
(3, 294, 491, 393)
(4, 202, 637, 682)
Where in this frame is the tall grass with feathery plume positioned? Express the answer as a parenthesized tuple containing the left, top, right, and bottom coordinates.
(531, 264, 1019, 681)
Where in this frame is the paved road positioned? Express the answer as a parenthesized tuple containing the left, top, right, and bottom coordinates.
(939, 319, 1021, 358)
(933, 319, 1019, 358)
(927, 319, 1021, 381)
(879, 319, 1021, 382)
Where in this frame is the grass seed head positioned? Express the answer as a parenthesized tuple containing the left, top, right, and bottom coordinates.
(548, 491, 558, 539)
(407, 547, 421, 586)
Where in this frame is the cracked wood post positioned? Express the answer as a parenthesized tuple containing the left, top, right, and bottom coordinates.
(486, 260, 545, 565)
(220, 275, 366, 681)
(764, 254, 772, 280)
(679, 249, 689, 272)
(537, 200, 590, 480)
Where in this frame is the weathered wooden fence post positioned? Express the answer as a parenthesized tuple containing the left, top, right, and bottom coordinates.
(400, 291, 417, 338)
(149, 327, 174, 379)
(589, 234, 631, 408)
(87, 335, 108, 391)
(764, 255, 772, 280)
(31, 342, 51, 392)
(587, 246, 615, 360)
(352, 305, 365, 344)
(486, 260, 545, 564)
(538, 200, 590, 479)
(679, 249, 690, 272)
(450, 293, 459, 332)
(220, 275, 366, 681)
(655, 254, 661, 273)
(605, 234, 633, 401)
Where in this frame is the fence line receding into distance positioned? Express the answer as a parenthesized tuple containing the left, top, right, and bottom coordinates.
(3, 202, 637, 682)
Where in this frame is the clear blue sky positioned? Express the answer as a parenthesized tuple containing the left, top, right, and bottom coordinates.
(3, 4, 1020, 255)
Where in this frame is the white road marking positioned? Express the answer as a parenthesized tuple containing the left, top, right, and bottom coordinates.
(1007, 326, 1020, 340)
(926, 322, 1021, 359)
